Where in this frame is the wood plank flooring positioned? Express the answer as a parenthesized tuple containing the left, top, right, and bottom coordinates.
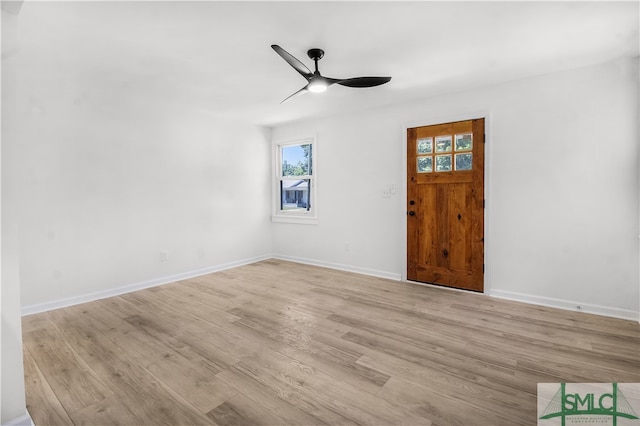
(23, 259, 640, 425)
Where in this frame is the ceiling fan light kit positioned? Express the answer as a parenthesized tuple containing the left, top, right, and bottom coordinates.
(307, 79, 328, 93)
(271, 44, 391, 103)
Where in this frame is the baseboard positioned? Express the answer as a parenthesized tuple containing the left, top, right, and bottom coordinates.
(21, 254, 636, 323)
(21, 255, 272, 316)
(272, 254, 402, 281)
(2, 411, 33, 426)
(490, 289, 639, 322)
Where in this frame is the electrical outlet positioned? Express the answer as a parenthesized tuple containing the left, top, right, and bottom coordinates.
(160, 251, 169, 262)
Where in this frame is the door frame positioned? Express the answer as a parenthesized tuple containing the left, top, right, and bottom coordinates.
(401, 111, 492, 295)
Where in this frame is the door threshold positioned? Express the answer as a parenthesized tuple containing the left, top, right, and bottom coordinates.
(404, 279, 486, 295)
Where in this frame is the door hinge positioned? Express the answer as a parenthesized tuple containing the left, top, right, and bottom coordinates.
(483, 133, 486, 143)
(483, 199, 486, 208)
(483, 264, 485, 273)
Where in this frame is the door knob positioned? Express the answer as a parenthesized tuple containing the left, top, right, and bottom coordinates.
(409, 200, 415, 205)
(442, 249, 449, 258)
(408, 211, 416, 216)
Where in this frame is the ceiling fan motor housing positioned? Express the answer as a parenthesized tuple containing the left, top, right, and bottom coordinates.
(307, 48, 325, 61)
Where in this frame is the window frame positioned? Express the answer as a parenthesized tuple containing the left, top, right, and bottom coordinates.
(272, 137, 318, 224)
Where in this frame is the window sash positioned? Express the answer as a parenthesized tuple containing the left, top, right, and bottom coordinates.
(274, 139, 316, 221)
(279, 178, 311, 212)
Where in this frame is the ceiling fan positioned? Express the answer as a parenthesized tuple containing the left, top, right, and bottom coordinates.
(271, 44, 392, 103)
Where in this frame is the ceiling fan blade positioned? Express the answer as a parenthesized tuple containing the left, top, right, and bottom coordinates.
(281, 86, 309, 104)
(335, 76, 392, 88)
(271, 45, 313, 80)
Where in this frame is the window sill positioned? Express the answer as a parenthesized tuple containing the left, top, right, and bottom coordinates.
(271, 215, 318, 225)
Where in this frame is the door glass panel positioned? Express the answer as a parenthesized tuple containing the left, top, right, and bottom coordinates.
(455, 153, 472, 171)
(435, 135, 452, 153)
(417, 156, 432, 173)
(417, 138, 433, 154)
(455, 133, 472, 151)
(435, 154, 452, 172)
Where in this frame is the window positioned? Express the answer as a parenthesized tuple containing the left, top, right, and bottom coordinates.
(416, 133, 473, 173)
(272, 138, 317, 224)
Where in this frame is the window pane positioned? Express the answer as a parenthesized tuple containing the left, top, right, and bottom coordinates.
(455, 153, 472, 171)
(417, 138, 433, 154)
(282, 144, 311, 177)
(280, 179, 311, 211)
(455, 133, 472, 151)
(435, 136, 452, 153)
(435, 154, 452, 172)
(417, 156, 432, 173)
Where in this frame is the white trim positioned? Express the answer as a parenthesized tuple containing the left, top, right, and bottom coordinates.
(272, 254, 402, 282)
(272, 136, 318, 223)
(271, 215, 318, 225)
(2, 412, 34, 426)
(490, 289, 639, 322)
(21, 255, 271, 316)
(18, 255, 639, 322)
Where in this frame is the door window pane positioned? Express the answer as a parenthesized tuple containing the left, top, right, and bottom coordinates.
(435, 154, 452, 172)
(455, 153, 472, 171)
(417, 156, 432, 173)
(455, 133, 473, 151)
(417, 138, 433, 154)
(435, 135, 452, 153)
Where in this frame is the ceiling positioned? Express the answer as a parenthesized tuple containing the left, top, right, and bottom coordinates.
(13, 1, 640, 127)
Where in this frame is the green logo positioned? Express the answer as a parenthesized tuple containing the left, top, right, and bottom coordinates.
(539, 383, 639, 425)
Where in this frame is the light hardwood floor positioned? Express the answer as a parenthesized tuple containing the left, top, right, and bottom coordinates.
(23, 259, 640, 425)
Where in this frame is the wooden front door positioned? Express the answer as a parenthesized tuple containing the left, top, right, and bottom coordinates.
(407, 119, 485, 291)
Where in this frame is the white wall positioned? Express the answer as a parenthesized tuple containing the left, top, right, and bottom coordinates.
(16, 57, 272, 310)
(1, 5, 28, 424)
(9, 3, 639, 321)
(271, 57, 640, 320)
